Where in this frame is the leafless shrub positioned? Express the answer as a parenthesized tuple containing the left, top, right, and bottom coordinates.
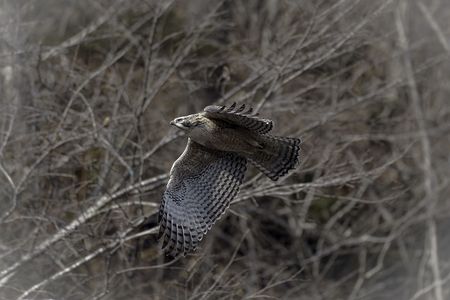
(1, 0, 450, 299)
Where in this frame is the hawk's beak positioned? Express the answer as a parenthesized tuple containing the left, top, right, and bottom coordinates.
(170, 119, 188, 129)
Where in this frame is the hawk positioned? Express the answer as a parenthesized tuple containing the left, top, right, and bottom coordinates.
(158, 103, 301, 256)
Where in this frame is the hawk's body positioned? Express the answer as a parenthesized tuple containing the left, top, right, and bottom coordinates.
(187, 118, 263, 154)
(158, 103, 301, 256)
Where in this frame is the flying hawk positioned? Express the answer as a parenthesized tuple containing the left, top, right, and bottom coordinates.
(158, 103, 301, 256)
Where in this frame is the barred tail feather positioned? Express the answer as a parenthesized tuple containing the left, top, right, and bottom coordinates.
(247, 135, 301, 181)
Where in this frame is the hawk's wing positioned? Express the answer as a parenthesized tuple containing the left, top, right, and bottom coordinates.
(158, 139, 247, 256)
(204, 103, 273, 134)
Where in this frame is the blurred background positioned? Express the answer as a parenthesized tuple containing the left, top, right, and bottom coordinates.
(1, 0, 450, 299)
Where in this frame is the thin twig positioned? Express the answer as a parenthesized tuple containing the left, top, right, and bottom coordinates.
(396, 3, 442, 299)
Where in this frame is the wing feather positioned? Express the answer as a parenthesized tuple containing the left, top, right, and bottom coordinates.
(158, 139, 247, 256)
(203, 103, 273, 134)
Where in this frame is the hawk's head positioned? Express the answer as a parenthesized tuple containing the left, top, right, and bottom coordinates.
(170, 114, 207, 131)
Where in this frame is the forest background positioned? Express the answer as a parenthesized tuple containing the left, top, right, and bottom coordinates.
(1, 0, 450, 299)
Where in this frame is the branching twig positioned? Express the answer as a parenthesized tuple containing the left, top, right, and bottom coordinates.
(0, 174, 167, 283)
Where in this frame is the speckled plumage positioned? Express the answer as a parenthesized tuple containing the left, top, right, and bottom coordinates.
(159, 140, 246, 256)
(158, 103, 301, 256)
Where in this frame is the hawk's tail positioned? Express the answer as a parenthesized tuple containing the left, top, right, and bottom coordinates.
(246, 135, 301, 181)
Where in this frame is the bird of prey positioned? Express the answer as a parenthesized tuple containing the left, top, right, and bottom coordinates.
(158, 103, 301, 256)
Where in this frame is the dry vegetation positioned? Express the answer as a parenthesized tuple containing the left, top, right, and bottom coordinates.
(1, 0, 450, 299)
